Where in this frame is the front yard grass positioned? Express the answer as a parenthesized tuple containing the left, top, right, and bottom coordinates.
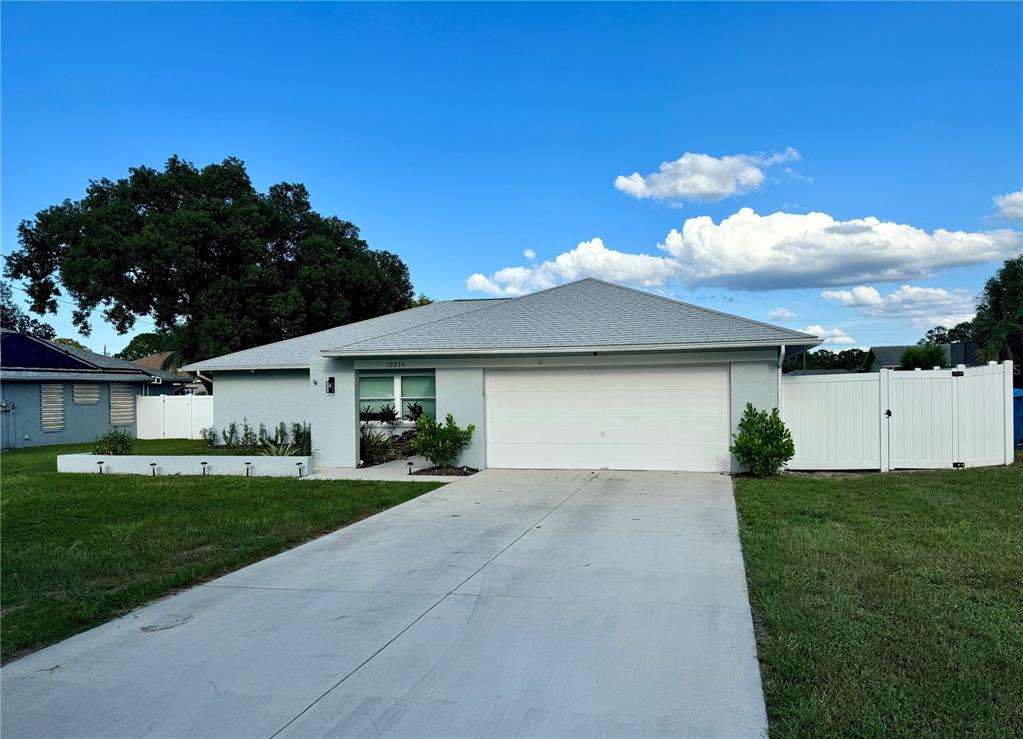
(735, 458, 1022, 737)
(0, 440, 443, 662)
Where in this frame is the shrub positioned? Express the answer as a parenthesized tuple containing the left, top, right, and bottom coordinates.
(240, 419, 258, 448)
(729, 403, 794, 477)
(360, 427, 400, 466)
(222, 422, 238, 447)
(376, 403, 399, 425)
(900, 344, 948, 370)
(411, 413, 475, 468)
(404, 401, 425, 422)
(93, 429, 134, 455)
(291, 422, 311, 455)
(200, 426, 217, 447)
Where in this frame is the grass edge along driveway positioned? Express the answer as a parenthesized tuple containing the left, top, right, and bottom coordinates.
(735, 458, 1022, 738)
(1, 440, 443, 662)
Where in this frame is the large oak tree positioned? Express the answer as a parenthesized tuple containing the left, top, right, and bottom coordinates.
(6, 156, 414, 364)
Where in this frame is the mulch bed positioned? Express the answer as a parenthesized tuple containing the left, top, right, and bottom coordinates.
(412, 465, 479, 477)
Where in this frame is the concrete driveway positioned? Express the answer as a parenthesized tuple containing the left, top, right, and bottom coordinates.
(1, 470, 767, 738)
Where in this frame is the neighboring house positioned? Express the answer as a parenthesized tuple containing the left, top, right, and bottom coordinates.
(185, 279, 820, 472)
(1, 330, 188, 449)
(131, 351, 207, 395)
(863, 342, 978, 371)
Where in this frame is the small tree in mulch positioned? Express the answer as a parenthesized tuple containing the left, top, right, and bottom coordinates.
(411, 413, 475, 469)
(729, 403, 795, 477)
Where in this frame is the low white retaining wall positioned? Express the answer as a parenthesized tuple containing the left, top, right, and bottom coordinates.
(58, 454, 311, 478)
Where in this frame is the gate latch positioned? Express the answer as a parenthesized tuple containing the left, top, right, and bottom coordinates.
(884, 409, 892, 418)
(952, 370, 964, 377)
(953, 462, 965, 468)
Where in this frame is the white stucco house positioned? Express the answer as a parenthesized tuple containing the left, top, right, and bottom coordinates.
(183, 279, 820, 472)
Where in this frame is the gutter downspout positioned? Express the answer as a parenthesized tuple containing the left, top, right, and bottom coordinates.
(196, 370, 213, 395)
(777, 344, 786, 415)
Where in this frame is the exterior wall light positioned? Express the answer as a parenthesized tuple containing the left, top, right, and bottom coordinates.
(326, 377, 335, 394)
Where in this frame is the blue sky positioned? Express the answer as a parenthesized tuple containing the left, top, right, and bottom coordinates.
(3, 2, 1021, 354)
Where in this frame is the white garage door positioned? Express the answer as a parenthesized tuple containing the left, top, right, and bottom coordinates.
(485, 365, 731, 472)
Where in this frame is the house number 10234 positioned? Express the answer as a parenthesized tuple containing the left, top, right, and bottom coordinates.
(385, 361, 406, 368)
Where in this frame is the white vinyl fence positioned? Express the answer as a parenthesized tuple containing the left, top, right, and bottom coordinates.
(137, 395, 214, 440)
(782, 361, 1015, 471)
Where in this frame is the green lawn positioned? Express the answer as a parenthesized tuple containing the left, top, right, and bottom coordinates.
(735, 458, 1023, 737)
(0, 440, 443, 662)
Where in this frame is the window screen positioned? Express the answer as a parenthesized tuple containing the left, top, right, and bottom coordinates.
(109, 383, 136, 426)
(73, 384, 100, 405)
(40, 384, 64, 432)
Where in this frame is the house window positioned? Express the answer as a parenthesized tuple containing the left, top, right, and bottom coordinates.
(109, 383, 136, 426)
(40, 384, 64, 432)
(400, 375, 436, 420)
(358, 373, 436, 421)
(73, 384, 100, 405)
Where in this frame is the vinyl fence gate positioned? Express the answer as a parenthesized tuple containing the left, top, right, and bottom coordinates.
(782, 361, 1015, 471)
(136, 395, 214, 440)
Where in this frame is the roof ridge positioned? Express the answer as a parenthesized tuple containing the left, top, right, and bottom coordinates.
(582, 278, 818, 341)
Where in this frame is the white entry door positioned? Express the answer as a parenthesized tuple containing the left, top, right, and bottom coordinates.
(485, 365, 730, 471)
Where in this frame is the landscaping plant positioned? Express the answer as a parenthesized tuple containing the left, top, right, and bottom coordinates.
(92, 429, 134, 455)
(411, 413, 475, 468)
(729, 403, 795, 477)
(900, 344, 948, 370)
(360, 427, 401, 466)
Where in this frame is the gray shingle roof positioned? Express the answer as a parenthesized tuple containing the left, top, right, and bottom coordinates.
(325, 279, 819, 355)
(184, 280, 819, 370)
(182, 299, 506, 371)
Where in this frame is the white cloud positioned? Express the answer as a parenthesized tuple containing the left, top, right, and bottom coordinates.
(767, 307, 796, 320)
(523, 248, 536, 260)
(614, 147, 800, 202)
(465, 238, 680, 296)
(992, 190, 1023, 221)
(466, 208, 1022, 295)
(659, 208, 1022, 289)
(821, 284, 976, 329)
(802, 324, 856, 346)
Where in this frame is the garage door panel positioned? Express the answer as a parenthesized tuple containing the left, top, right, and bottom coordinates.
(486, 366, 730, 472)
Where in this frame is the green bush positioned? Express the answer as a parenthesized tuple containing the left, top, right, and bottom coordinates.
(410, 413, 475, 468)
(729, 403, 795, 477)
(93, 429, 134, 455)
(900, 344, 948, 370)
(360, 427, 401, 466)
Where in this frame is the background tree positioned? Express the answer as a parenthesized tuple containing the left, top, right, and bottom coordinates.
(783, 347, 867, 372)
(0, 281, 56, 339)
(5, 156, 415, 364)
(115, 332, 169, 361)
(53, 337, 89, 351)
(918, 321, 974, 345)
(900, 345, 948, 370)
(972, 254, 1022, 368)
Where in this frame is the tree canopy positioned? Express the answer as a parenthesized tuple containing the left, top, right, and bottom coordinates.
(900, 344, 948, 370)
(5, 156, 415, 364)
(53, 337, 89, 351)
(0, 281, 56, 339)
(783, 347, 866, 372)
(973, 254, 1022, 367)
(917, 321, 974, 345)
(115, 332, 169, 361)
